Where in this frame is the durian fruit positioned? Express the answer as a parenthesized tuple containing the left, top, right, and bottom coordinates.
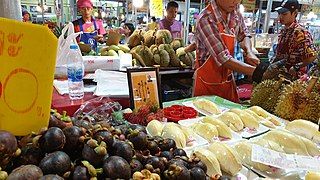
(146, 120, 163, 136)
(229, 108, 260, 129)
(176, 47, 193, 66)
(155, 29, 172, 44)
(191, 122, 218, 142)
(262, 129, 309, 155)
(163, 43, 180, 67)
(193, 98, 221, 115)
(250, 78, 286, 113)
(192, 148, 222, 177)
(201, 116, 232, 139)
(143, 29, 157, 47)
(274, 77, 320, 123)
(207, 142, 242, 176)
(285, 119, 320, 144)
(170, 38, 184, 51)
(161, 123, 186, 148)
(152, 46, 170, 67)
(234, 141, 284, 173)
(250, 138, 285, 153)
(217, 111, 244, 132)
(131, 43, 154, 66)
(128, 29, 145, 48)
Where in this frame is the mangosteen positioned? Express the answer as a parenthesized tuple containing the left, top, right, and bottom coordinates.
(147, 140, 160, 155)
(146, 156, 166, 173)
(190, 167, 206, 180)
(173, 148, 187, 157)
(7, 165, 43, 180)
(39, 127, 66, 153)
(168, 157, 188, 169)
(73, 119, 93, 130)
(128, 130, 148, 150)
(164, 164, 191, 180)
(103, 156, 131, 179)
(94, 130, 114, 147)
(129, 124, 147, 133)
(39, 151, 71, 176)
(0, 130, 18, 168)
(39, 174, 64, 180)
(134, 151, 149, 165)
(82, 143, 108, 167)
(63, 126, 85, 152)
(49, 111, 72, 129)
(130, 159, 143, 174)
(72, 166, 88, 180)
(112, 141, 133, 163)
(189, 159, 207, 173)
(16, 145, 44, 166)
(158, 138, 176, 151)
(160, 151, 174, 160)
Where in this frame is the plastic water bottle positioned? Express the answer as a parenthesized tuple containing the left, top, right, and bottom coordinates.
(67, 44, 84, 100)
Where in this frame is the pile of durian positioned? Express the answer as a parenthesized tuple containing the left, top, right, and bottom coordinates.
(128, 29, 195, 68)
(251, 76, 320, 123)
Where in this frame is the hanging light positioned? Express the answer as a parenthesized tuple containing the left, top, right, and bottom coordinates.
(133, 0, 144, 8)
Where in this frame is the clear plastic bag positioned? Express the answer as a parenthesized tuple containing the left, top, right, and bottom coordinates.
(73, 96, 122, 123)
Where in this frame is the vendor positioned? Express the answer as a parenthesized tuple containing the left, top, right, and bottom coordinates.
(194, 0, 269, 102)
(267, 0, 317, 80)
(122, 23, 135, 43)
(159, 1, 182, 39)
(72, 0, 106, 51)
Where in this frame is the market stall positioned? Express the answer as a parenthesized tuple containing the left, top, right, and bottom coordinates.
(1, 1, 320, 179)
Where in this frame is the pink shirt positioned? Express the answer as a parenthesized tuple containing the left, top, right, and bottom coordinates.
(159, 18, 182, 39)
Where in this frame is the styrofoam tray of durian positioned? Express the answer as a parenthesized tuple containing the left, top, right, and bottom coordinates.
(146, 120, 208, 151)
(182, 100, 228, 117)
(178, 117, 242, 142)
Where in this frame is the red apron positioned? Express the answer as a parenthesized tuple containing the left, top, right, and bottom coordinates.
(193, 5, 239, 103)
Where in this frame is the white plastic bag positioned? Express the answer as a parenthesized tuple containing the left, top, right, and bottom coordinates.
(55, 22, 82, 76)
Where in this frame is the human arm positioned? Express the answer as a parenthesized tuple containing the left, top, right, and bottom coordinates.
(196, 16, 268, 81)
(184, 42, 196, 53)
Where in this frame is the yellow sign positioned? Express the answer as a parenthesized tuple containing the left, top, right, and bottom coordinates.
(242, 0, 256, 11)
(0, 18, 57, 136)
(150, 0, 163, 18)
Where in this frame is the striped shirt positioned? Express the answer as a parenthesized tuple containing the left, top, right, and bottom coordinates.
(195, 0, 250, 67)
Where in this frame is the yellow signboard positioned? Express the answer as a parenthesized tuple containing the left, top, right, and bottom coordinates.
(242, 0, 256, 11)
(150, 0, 163, 18)
(0, 18, 57, 136)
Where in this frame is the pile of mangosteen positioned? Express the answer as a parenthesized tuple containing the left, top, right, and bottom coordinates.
(0, 110, 230, 180)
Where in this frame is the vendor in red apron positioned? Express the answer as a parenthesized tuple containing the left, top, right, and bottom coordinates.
(194, 0, 269, 103)
(72, 0, 106, 52)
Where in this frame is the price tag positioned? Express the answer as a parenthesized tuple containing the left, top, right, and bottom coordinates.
(0, 18, 57, 135)
(251, 144, 320, 172)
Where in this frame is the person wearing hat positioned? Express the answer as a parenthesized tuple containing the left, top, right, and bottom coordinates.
(267, 0, 317, 80)
(193, 0, 269, 102)
(72, 0, 106, 51)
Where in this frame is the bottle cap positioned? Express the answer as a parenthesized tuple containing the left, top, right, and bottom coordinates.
(70, 44, 79, 50)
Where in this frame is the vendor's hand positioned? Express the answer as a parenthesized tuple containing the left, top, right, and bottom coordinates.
(244, 51, 260, 67)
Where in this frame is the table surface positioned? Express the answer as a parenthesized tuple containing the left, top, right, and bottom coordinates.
(51, 88, 130, 115)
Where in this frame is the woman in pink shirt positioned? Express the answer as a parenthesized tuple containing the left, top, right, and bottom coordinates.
(159, 1, 182, 39)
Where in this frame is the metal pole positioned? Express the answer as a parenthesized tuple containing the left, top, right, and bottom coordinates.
(0, 0, 22, 20)
(264, 0, 273, 33)
(184, 0, 190, 44)
(41, 0, 45, 24)
(60, 0, 64, 25)
(200, 0, 203, 12)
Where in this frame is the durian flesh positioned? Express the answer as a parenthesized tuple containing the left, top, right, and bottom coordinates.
(274, 80, 320, 123)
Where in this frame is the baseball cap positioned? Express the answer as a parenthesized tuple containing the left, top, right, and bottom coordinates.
(275, 0, 300, 14)
(77, 0, 93, 9)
